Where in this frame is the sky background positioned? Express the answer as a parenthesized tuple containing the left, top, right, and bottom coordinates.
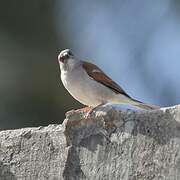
(0, 0, 180, 129)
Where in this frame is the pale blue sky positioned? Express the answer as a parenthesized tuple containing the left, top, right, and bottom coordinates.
(55, 0, 180, 107)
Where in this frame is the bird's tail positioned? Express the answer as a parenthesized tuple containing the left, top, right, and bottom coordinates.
(130, 98, 160, 110)
(114, 94, 160, 110)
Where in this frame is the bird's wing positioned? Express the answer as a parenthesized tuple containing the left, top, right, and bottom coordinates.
(82, 61, 130, 97)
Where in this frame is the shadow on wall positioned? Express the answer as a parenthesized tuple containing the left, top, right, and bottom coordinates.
(63, 146, 86, 180)
(0, 161, 17, 180)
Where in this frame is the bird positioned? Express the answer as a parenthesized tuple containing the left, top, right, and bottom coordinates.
(58, 49, 160, 112)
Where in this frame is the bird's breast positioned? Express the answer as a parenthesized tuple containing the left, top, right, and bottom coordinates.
(61, 68, 106, 106)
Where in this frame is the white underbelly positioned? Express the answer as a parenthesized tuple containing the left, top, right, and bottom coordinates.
(61, 69, 115, 107)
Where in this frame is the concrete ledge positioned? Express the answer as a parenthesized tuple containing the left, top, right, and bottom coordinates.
(0, 105, 180, 180)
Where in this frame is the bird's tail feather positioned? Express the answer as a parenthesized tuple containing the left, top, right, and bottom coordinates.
(114, 94, 160, 110)
(130, 98, 160, 110)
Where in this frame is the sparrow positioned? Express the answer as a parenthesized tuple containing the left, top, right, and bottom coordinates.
(58, 49, 159, 111)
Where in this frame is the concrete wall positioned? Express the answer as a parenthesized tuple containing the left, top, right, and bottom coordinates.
(0, 105, 180, 180)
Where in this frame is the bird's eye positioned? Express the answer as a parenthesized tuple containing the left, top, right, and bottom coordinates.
(68, 50, 73, 56)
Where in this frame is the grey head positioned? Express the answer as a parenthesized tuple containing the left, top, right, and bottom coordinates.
(58, 49, 81, 71)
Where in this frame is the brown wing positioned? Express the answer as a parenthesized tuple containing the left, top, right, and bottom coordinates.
(82, 61, 131, 97)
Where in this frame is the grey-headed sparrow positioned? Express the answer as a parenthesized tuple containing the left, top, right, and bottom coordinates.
(58, 49, 159, 111)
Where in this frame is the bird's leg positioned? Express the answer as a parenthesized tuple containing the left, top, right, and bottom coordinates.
(85, 102, 106, 119)
(75, 106, 92, 113)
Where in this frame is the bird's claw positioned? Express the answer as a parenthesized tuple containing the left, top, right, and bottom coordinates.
(84, 108, 94, 119)
(84, 103, 106, 119)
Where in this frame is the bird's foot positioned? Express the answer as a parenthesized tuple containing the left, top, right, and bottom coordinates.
(84, 107, 94, 119)
(85, 103, 106, 119)
(73, 106, 93, 119)
(75, 106, 92, 113)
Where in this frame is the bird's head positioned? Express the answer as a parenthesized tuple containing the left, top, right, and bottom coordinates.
(58, 49, 80, 71)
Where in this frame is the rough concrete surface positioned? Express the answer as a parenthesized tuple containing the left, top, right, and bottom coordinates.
(0, 105, 180, 180)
